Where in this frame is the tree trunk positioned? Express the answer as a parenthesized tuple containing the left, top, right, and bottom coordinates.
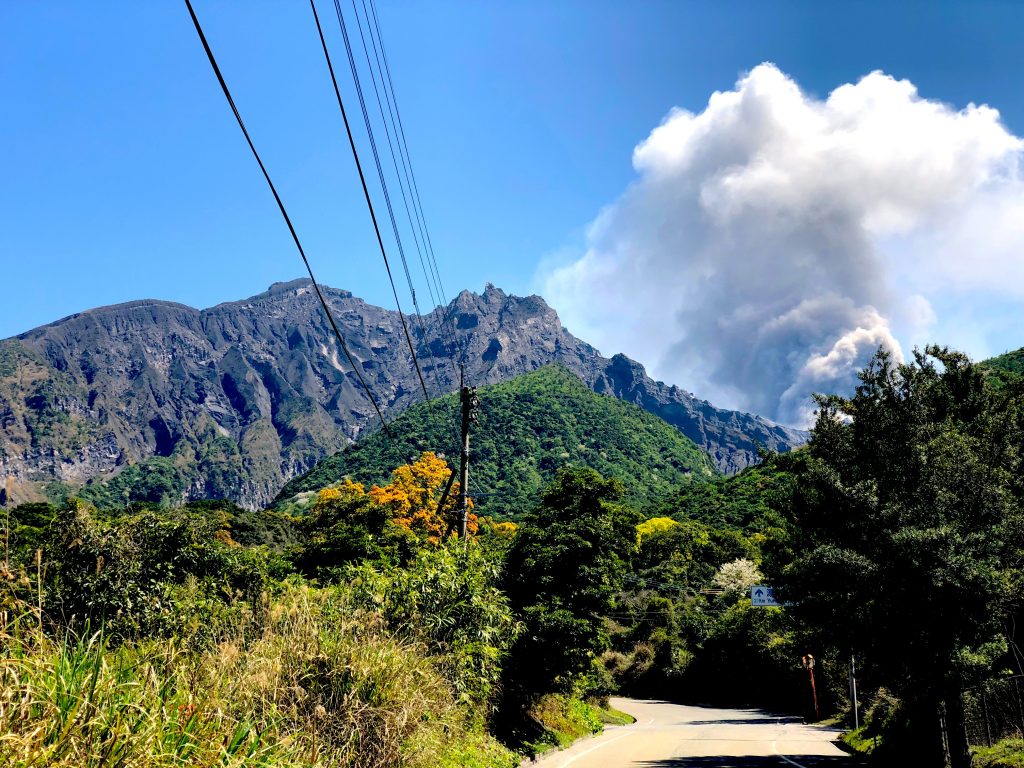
(895, 695, 949, 768)
(944, 687, 972, 768)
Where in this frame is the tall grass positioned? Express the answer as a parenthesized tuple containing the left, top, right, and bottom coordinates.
(0, 583, 516, 768)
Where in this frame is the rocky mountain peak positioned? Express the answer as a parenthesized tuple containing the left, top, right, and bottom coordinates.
(0, 282, 806, 509)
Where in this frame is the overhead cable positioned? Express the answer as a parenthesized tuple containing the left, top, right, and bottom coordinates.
(309, 0, 433, 404)
(349, 0, 461, 390)
(183, 0, 392, 438)
(320, 0, 465, 456)
(363, 0, 469, 374)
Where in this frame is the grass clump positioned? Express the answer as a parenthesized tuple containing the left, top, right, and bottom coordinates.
(974, 739, 1024, 768)
(841, 724, 879, 755)
(0, 582, 517, 768)
(515, 693, 606, 756)
(597, 705, 636, 726)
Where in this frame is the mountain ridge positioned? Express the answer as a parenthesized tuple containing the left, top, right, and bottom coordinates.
(0, 279, 806, 509)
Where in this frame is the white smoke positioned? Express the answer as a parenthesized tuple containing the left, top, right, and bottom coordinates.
(543, 63, 1024, 426)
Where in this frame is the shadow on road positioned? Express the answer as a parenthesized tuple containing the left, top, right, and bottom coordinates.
(634, 757, 865, 767)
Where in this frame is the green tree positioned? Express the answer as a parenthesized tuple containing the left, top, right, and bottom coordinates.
(778, 347, 1024, 768)
(2, 502, 56, 568)
(43, 499, 285, 639)
(293, 479, 413, 574)
(503, 468, 641, 698)
(348, 541, 520, 709)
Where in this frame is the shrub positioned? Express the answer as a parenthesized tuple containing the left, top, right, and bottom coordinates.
(0, 582, 517, 768)
(42, 500, 285, 641)
(347, 541, 520, 709)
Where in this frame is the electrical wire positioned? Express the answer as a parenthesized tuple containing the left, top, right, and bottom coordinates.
(345, 0, 459, 395)
(309, 0, 432, 405)
(320, 0, 467, 463)
(347, 0, 476, 501)
(183, 0, 392, 438)
(363, 0, 469, 375)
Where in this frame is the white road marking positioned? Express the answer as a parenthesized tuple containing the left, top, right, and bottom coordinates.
(771, 733, 810, 768)
(557, 732, 635, 767)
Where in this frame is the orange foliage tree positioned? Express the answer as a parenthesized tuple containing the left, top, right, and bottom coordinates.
(368, 451, 477, 542)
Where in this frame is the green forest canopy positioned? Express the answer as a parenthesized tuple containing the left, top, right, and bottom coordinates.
(277, 365, 717, 519)
(980, 345, 1024, 389)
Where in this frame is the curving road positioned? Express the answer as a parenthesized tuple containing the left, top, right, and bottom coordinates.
(529, 698, 862, 768)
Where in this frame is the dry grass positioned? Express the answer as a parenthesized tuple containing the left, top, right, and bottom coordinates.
(0, 582, 516, 768)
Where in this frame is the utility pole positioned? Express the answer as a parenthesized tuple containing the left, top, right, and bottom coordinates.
(850, 654, 859, 730)
(802, 654, 821, 721)
(458, 377, 479, 540)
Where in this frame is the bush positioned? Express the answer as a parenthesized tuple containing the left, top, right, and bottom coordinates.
(347, 541, 520, 709)
(974, 739, 1024, 768)
(0, 582, 517, 768)
(41, 500, 286, 641)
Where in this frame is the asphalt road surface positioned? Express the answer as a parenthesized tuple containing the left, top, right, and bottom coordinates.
(529, 698, 862, 768)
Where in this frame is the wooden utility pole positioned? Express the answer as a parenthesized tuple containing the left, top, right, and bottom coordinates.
(802, 654, 821, 721)
(458, 381, 479, 539)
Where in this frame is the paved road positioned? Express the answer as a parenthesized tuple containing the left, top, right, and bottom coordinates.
(529, 698, 861, 768)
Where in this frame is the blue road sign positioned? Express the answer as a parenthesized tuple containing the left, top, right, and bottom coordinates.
(751, 585, 781, 607)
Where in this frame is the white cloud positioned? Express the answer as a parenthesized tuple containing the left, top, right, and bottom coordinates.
(543, 63, 1024, 426)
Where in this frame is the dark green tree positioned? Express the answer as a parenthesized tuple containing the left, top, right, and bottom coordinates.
(43, 499, 286, 639)
(503, 468, 641, 698)
(2, 502, 56, 568)
(778, 346, 1024, 768)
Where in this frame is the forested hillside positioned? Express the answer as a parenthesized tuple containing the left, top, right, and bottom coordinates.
(981, 346, 1024, 389)
(277, 365, 716, 518)
(985, 346, 1024, 375)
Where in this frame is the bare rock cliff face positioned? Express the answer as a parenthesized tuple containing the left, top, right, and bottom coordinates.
(0, 279, 805, 508)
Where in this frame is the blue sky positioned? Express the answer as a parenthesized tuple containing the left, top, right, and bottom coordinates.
(3, 1, 1023, 418)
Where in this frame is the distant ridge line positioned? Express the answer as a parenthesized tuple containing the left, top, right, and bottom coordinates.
(0, 282, 807, 509)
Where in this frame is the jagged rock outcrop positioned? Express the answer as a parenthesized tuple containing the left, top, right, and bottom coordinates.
(0, 279, 805, 508)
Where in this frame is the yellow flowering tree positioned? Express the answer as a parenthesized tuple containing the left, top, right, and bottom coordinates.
(296, 453, 482, 576)
(369, 451, 476, 541)
(636, 516, 680, 545)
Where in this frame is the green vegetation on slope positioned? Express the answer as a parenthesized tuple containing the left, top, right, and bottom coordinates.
(982, 346, 1024, 389)
(0, 340, 97, 458)
(0, 495, 521, 767)
(658, 449, 805, 531)
(0, 582, 518, 768)
(985, 347, 1024, 376)
(974, 739, 1024, 768)
(277, 365, 716, 518)
(2, 465, 645, 765)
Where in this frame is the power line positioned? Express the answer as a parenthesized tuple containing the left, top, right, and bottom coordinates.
(363, 0, 469, 376)
(351, 3, 473, 512)
(311, 0, 468, 468)
(308, 0, 432, 405)
(319, 0, 465, 462)
(361, 0, 464, 377)
(351, 0, 434, 315)
(349, 0, 462, 393)
(365, 0, 452, 315)
(621, 573, 697, 594)
(183, 0, 392, 439)
(344, 0, 457, 396)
